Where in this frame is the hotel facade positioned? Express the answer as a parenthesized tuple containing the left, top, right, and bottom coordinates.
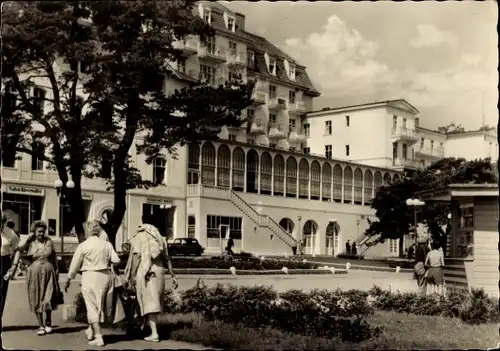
(2, 1, 495, 258)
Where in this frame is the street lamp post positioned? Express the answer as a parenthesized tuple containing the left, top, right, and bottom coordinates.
(54, 179, 75, 255)
(406, 198, 425, 248)
(297, 216, 302, 255)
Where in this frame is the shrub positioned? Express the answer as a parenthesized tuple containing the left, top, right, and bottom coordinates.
(180, 284, 379, 341)
(170, 257, 319, 270)
(367, 285, 499, 324)
(336, 254, 365, 260)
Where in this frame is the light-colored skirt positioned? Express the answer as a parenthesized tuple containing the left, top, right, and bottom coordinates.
(27, 259, 60, 313)
(81, 270, 112, 324)
(136, 257, 165, 316)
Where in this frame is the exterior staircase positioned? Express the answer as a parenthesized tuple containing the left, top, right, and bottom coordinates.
(187, 184, 299, 248)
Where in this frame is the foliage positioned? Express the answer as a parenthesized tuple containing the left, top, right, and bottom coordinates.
(366, 157, 497, 244)
(166, 311, 498, 350)
(336, 253, 365, 260)
(2, 1, 254, 245)
(367, 285, 499, 324)
(180, 284, 378, 341)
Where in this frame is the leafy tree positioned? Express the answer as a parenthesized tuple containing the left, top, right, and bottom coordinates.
(366, 157, 497, 256)
(2, 1, 254, 245)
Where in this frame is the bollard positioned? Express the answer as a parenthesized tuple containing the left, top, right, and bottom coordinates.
(282, 267, 289, 274)
(229, 266, 237, 275)
(302, 259, 307, 263)
(330, 267, 336, 274)
(396, 266, 401, 273)
(284, 252, 289, 259)
(345, 262, 351, 271)
(260, 256, 265, 261)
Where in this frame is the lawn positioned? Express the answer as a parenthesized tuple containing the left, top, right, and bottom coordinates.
(158, 311, 498, 350)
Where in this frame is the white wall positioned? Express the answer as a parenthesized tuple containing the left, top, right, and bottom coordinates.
(445, 133, 499, 161)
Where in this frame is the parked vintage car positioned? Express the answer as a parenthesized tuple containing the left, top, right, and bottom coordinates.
(167, 238, 205, 256)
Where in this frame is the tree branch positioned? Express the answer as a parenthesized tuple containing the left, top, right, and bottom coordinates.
(45, 62, 65, 127)
(16, 147, 56, 164)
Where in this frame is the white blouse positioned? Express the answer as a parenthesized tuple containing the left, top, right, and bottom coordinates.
(1, 228, 20, 257)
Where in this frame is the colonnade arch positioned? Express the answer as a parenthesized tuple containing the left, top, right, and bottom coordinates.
(188, 142, 401, 206)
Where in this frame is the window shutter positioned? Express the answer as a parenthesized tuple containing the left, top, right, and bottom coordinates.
(283, 59, 290, 77)
(264, 52, 270, 72)
(223, 12, 229, 29)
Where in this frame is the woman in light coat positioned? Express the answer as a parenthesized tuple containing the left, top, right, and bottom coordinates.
(1, 213, 20, 319)
(124, 223, 177, 342)
(64, 220, 122, 347)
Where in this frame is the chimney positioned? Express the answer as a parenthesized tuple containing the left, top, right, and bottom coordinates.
(235, 12, 245, 31)
(414, 117, 419, 127)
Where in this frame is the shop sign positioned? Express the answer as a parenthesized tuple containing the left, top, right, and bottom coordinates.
(146, 196, 173, 205)
(3, 184, 45, 196)
(82, 192, 93, 200)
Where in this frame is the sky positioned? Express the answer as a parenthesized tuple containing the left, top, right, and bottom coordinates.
(224, 1, 498, 131)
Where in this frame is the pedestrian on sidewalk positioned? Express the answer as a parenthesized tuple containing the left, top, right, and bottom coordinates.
(414, 242, 429, 295)
(1, 213, 20, 319)
(345, 240, 351, 256)
(123, 223, 178, 343)
(5, 220, 63, 335)
(64, 220, 124, 347)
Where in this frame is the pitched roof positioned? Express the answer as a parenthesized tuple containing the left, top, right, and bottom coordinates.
(306, 99, 419, 116)
(198, 1, 320, 96)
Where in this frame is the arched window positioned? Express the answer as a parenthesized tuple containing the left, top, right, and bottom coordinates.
(353, 168, 363, 205)
(260, 152, 272, 195)
(232, 147, 245, 191)
(286, 157, 297, 198)
(273, 155, 285, 196)
(201, 142, 215, 185)
(311, 161, 321, 200)
(383, 172, 391, 184)
(332, 165, 342, 203)
(298, 159, 309, 199)
(279, 218, 294, 234)
(374, 171, 383, 195)
(343, 166, 353, 204)
(321, 163, 332, 202)
(393, 173, 401, 182)
(216, 145, 230, 187)
(364, 170, 373, 205)
(187, 143, 200, 184)
(246, 149, 259, 193)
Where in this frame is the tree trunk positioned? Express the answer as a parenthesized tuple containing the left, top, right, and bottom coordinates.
(67, 172, 86, 244)
(399, 236, 405, 258)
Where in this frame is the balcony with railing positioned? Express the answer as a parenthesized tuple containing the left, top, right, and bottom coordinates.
(226, 50, 247, 67)
(268, 97, 288, 111)
(288, 100, 307, 113)
(392, 158, 423, 170)
(251, 80, 268, 105)
(198, 44, 226, 63)
(249, 117, 265, 135)
(187, 69, 199, 80)
(415, 146, 445, 158)
(288, 126, 307, 143)
(268, 123, 286, 140)
(391, 127, 417, 142)
(172, 37, 198, 57)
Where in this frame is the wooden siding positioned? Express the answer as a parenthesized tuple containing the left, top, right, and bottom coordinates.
(473, 230, 499, 297)
(474, 197, 498, 231)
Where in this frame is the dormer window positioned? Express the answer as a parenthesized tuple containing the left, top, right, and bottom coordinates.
(289, 64, 296, 80)
(269, 57, 276, 75)
(203, 8, 211, 24)
(247, 50, 255, 69)
(227, 16, 236, 32)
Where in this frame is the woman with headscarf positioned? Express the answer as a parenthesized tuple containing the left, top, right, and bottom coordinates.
(64, 220, 123, 347)
(5, 220, 62, 335)
(124, 223, 177, 342)
(1, 213, 20, 318)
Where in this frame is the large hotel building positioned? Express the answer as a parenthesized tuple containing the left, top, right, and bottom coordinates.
(2, 2, 497, 258)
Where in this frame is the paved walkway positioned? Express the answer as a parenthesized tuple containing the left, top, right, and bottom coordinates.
(3, 271, 417, 349)
(1, 278, 208, 350)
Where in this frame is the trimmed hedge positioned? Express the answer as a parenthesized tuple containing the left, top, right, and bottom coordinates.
(368, 285, 499, 325)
